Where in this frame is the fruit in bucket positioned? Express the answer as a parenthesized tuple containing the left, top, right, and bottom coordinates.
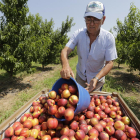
(57, 98, 68, 107)
(68, 85, 78, 94)
(61, 83, 69, 90)
(45, 82, 80, 121)
(57, 106, 66, 116)
(48, 90, 57, 99)
(61, 89, 71, 98)
(69, 95, 79, 105)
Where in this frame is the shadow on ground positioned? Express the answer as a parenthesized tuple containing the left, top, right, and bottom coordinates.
(0, 66, 54, 99)
(111, 66, 125, 70)
(0, 76, 31, 99)
(106, 70, 140, 93)
(32, 66, 54, 71)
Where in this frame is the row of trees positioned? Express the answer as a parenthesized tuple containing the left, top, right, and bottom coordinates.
(0, 0, 76, 76)
(0, 1, 140, 76)
(113, 3, 140, 73)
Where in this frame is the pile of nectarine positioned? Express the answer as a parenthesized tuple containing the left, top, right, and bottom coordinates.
(47, 83, 79, 121)
(2, 84, 140, 140)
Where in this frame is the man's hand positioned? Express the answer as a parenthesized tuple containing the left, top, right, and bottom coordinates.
(85, 60, 114, 92)
(60, 46, 74, 79)
(60, 66, 75, 79)
(85, 78, 98, 93)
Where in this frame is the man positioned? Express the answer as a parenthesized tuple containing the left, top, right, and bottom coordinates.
(60, 1, 117, 93)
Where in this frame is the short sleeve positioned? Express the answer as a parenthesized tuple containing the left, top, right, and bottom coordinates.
(105, 33, 118, 61)
(66, 30, 79, 50)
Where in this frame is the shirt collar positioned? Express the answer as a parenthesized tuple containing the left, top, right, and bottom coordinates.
(85, 27, 102, 37)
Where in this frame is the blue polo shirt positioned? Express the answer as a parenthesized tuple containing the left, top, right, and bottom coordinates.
(66, 27, 118, 83)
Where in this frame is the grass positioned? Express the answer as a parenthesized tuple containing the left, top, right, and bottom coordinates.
(0, 55, 140, 124)
(103, 75, 126, 93)
(121, 95, 140, 119)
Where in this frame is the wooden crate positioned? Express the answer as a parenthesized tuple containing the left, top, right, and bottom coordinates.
(0, 90, 140, 139)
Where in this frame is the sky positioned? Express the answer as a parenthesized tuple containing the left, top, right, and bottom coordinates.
(26, 0, 140, 37)
(0, 0, 140, 37)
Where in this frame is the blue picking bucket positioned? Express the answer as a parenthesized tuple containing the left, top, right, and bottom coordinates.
(51, 77, 90, 121)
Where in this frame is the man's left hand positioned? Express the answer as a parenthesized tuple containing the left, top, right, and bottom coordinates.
(85, 78, 98, 93)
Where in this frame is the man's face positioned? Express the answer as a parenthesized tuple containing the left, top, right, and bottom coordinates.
(85, 16, 106, 35)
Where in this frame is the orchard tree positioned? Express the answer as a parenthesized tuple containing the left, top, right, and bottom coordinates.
(40, 16, 75, 66)
(114, 3, 140, 72)
(25, 14, 75, 68)
(0, 0, 34, 76)
(27, 13, 54, 68)
(34, 19, 54, 69)
(115, 40, 127, 68)
(0, 0, 76, 75)
(108, 29, 126, 68)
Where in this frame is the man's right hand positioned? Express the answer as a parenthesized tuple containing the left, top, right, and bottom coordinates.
(60, 66, 75, 79)
(60, 46, 74, 79)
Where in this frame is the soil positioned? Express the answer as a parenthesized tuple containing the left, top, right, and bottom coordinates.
(0, 62, 140, 119)
(0, 65, 59, 112)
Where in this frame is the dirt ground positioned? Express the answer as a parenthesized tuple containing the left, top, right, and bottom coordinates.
(0, 65, 59, 112)
(0, 62, 140, 118)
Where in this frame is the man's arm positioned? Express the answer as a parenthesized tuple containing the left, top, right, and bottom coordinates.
(86, 60, 114, 92)
(60, 46, 75, 79)
(95, 60, 114, 80)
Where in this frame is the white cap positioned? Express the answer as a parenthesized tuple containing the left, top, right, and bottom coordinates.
(84, 1, 105, 19)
